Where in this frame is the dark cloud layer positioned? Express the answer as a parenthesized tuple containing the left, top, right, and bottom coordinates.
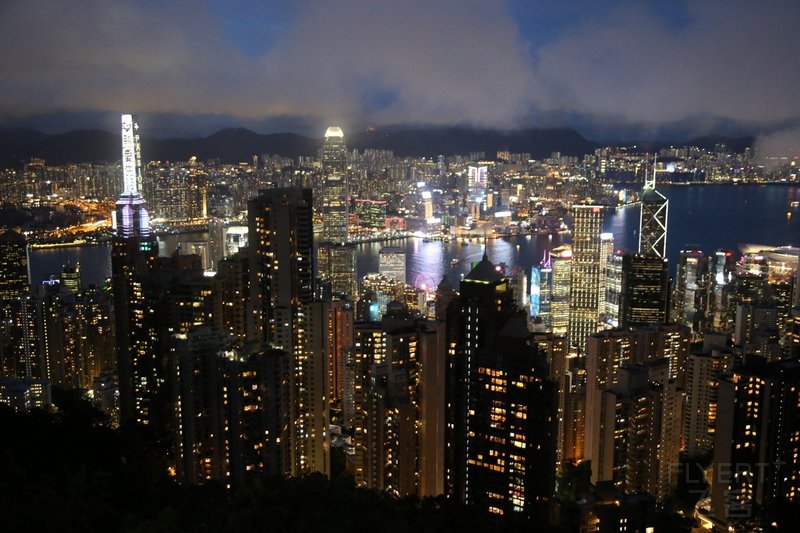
(0, 0, 798, 147)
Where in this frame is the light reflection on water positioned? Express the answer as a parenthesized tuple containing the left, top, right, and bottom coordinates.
(27, 184, 800, 289)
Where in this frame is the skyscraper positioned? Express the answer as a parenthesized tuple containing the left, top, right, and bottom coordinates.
(112, 114, 160, 426)
(619, 253, 670, 327)
(378, 247, 406, 284)
(465, 311, 557, 518)
(350, 304, 445, 498)
(568, 205, 604, 350)
(551, 245, 572, 337)
(0, 229, 28, 300)
(248, 187, 329, 476)
(319, 127, 356, 299)
(712, 357, 800, 529)
(673, 246, 708, 335)
(321, 127, 348, 244)
(0, 229, 30, 378)
(638, 160, 668, 258)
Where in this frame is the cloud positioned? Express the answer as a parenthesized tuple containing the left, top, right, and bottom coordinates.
(0, 0, 543, 133)
(755, 127, 800, 163)
(0, 0, 798, 137)
(535, 2, 800, 134)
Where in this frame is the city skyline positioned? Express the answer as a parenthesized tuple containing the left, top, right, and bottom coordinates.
(1, 0, 799, 154)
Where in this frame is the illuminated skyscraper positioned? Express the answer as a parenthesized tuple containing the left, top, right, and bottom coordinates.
(112, 113, 160, 426)
(378, 247, 406, 284)
(321, 127, 348, 244)
(619, 253, 669, 327)
(568, 205, 604, 350)
(638, 160, 668, 258)
(673, 246, 708, 335)
(465, 312, 557, 518)
(319, 127, 356, 298)
(551, 246, 572, 337)
(598, 232, 614, 319)
(60, 263, 80, 295)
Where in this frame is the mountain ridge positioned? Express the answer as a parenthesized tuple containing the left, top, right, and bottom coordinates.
(0, 126, 754, 168)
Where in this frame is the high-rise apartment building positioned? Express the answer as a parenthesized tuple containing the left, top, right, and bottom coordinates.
(465, 312, 557, 518)
(248, 187, 329, 476)
(172, 327, 291, 486)
(350, 305, 445, 498)
(712, 357, 800, 529)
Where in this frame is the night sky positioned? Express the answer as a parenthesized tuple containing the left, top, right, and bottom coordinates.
(1, 0, 799, 152)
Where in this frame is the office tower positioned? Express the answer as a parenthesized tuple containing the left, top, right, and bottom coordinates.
(378, 246, 406, 284)
(568, 205, 604, 350)
(248, 187, 329, 476)
(351, 305, 445, 497)
(638, 160, 668, 258)
(683, 334, 732, 458)
(318, 242, 357, 298)
(673, 246, 708, 335)
(321, 127, 348, 243)
(112, 114, 160, 426)
(326, 299, 353, 403)
(530, 251, 553, 328)
(465, 311, 557, 518)
(60, 263, 80, 294)
(712, 358, 800, 529)
(708, 249, 736, 332)
(421, 190, 434, 219)
(172, 328, 291, 487)
(318, 128, 356, 299)
(619, 253, 669, 327)
(354, 199, 387, 232)
(467, 165, 487, 192)
(604, 252, 623, 327)
(597, 232, 614, 319)
(551, 245, 572, 337)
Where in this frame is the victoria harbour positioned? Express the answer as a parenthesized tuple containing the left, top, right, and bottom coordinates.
(28, 183, 800, 288)
(5, 4, 800, 530)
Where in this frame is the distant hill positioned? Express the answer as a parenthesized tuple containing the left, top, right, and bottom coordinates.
(0, 125, 754, 168)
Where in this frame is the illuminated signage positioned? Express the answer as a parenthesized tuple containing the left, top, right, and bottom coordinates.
(121, 114, 138, 194)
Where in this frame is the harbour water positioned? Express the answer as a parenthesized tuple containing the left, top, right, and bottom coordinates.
(27, 184, 800, 288)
